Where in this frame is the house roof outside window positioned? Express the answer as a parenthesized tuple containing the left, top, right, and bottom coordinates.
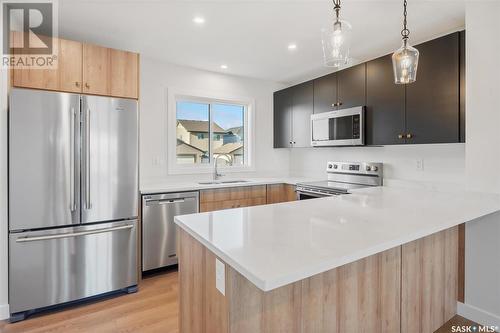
(177, 119, 226, 133)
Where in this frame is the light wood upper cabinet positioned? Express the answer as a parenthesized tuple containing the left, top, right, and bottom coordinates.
(58, 39, 83, 93)
(11, 37, 139, 99)
(12, 37, 83, 93)
(82, 43, 110, 96)
(109, 49, 139, 99)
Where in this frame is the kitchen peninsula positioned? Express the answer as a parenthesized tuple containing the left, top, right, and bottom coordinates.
(175, 186, 500, 333)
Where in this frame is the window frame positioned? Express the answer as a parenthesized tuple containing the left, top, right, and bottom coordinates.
(167, 88, 255, 175)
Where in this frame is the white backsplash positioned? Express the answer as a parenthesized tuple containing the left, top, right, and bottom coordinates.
(289, 143, 466, 188)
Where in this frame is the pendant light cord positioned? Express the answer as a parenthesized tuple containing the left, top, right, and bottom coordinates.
(333, 0, 341, 21)
(401, 0, 410, 42)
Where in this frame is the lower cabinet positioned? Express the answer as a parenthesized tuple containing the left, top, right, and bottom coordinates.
(200, 185, 267, 212)
(200, 184, 296, 212)
(266, 184, 296, 204)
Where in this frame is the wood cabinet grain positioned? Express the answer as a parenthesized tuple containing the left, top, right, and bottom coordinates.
(13, 37, 83, 93)
(110, 48, 139, 99)
(401, 226, 458, 333)
(266, 184, 296, 204)
(178, 225, 459, 333)
(199, 186, 267, 212)
(13, 37, 139, 99)
(58, 39, 83, 93)
(83, 43, 110, 96)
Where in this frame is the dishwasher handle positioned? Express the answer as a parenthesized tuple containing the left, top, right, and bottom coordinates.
(145, 197, 195, 206)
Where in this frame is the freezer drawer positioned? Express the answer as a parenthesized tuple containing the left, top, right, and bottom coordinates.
(142, 192, 199, 271)
(9, 220, 137, 314)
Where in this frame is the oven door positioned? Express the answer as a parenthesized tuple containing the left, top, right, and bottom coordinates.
(311, 106, 365, 146)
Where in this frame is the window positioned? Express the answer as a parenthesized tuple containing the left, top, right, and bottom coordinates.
(173, 97, 250, 171)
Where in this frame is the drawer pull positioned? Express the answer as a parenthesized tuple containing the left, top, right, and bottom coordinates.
(16, 224, 133, 243)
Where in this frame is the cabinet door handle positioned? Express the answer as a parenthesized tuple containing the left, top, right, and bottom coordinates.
(331, 103, 336, 107)
(75, 82, 80, 87)
(85, 83, 90, 89)
(406, 133, 413, 139)
(398, 134, 404, 139)
(338, 102, 343, 106)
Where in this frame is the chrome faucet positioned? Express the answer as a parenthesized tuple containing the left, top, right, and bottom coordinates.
(213, 154, 232, 180)
(214, 155, 224, 180)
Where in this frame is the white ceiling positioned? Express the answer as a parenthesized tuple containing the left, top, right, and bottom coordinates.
(58, 0, 465, 84)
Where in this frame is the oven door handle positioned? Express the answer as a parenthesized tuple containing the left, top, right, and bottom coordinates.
(296, 188, 339, 197)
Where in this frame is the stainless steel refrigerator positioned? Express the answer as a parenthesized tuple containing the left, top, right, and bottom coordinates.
(8, 88, 139, 322)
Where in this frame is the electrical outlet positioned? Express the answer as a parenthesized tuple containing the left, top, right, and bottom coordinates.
(416, 159, 424, 171)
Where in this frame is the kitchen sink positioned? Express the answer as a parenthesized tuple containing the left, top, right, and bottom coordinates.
(198, 180, 249, 185)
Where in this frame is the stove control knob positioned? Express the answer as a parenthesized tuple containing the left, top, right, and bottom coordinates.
(366, 165, 371, 171)
(333, 164, 338, 169)
(371, 166, 378, 172)
(328, 164, 333, 169)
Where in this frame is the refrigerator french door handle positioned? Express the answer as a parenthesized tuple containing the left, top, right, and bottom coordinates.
(85, 107, 92, 210)
(15, 224, 134, 243)
(70, 107, 76, 211)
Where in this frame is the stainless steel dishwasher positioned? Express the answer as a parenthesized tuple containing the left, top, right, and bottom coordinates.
(142, 191, 199, 271)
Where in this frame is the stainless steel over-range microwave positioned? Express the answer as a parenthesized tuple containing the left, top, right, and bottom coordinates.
(310, 106, 365, 147)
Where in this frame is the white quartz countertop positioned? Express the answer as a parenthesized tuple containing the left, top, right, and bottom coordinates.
(140, 177, 314, 194)
(174, 186, 500, 291)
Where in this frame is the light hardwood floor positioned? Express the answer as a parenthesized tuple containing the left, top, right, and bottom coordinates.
(0, 270, 179, 333)
(0, 270, 481, 333)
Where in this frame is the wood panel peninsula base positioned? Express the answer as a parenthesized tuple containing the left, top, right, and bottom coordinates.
(177, 226, 458, 333)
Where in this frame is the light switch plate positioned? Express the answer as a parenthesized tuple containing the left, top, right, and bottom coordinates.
(215, 258, 225, 296)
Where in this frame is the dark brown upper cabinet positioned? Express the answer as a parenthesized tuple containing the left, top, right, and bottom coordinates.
(313, 73, 337, 114)
(313, 63, 366, 113)
(366, 55, 406, 145)
(405, 32, 460, 144)
(274, 31, 465, 148)
(291, 81, 314, 147)
(460, 30, 466, 143)
(273, 88, 293, 148)
(337, 63, 366, 109)
(273, 81, 313, 148)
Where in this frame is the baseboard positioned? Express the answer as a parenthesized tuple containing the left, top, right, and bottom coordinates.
(457, 302, 500, 329)
(0, 304, 9, 321)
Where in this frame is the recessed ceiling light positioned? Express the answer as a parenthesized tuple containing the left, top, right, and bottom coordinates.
(193, 16, 205, 25)
(220, 64, 228, 70)
(288, 43, 297, 51)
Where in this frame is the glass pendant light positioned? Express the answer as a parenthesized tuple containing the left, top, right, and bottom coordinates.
(322, 0, 352, 67)
(392, 0, 419, 84)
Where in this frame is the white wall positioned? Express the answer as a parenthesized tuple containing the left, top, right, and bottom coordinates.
(458, 1, 500, 327)
(0, 69, 9, 319)
(139, 57, 289, 187)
